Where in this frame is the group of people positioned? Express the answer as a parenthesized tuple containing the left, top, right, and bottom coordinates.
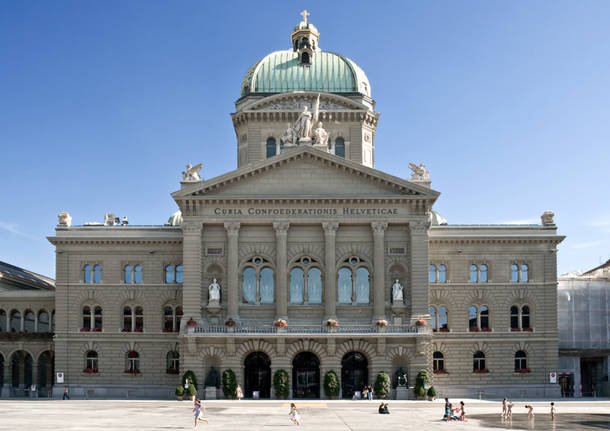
(501, 398, 557, 422)
(443, 398, 465, 421)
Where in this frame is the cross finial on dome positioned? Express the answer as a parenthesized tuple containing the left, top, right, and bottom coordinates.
(300, 10, 310, 23)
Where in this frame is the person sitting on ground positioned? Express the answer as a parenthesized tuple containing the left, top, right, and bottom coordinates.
(378, 402, 389, 414)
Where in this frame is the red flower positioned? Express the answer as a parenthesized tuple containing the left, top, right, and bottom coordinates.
(80, 327, 90, 332)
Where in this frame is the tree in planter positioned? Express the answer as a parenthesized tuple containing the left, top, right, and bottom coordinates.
(182, 370, 199, 391)
(323, 370, 340, 398)
(414, 369, 431, 399)
(222, 369, 237, 399)
(427, 386, 437, 400)
(374, 372, 391, 399)
(414, 385, 427, 399)
(273, 369, 290, 399)
(187, 383, 198, 400)
(175, 385, 185, 400)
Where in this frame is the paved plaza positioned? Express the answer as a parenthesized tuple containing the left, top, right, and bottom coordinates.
(0, 399, 608, 431)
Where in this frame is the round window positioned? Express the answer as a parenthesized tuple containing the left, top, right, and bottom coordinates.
(302, 257, 310, 265)
(350, 257, 359, 265)
(253, 257, 262, 265)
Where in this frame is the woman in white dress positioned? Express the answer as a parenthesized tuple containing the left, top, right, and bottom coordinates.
(192, 398, 208, 427)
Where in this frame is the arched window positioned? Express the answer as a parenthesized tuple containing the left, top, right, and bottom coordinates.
(335, 138, 345, 158)
(433, 351, 445, 373)
(290, 268, 305, 304)
(511, 264, 519, 283)
(175, 265, 183, 283)
(266, 137, 277, 158)
(84, 264, 92, 283)
(300, 52, 310, 65)
(510, 306, 519, 330)
(0, 309, 6, 332)
(125, 351, 140, 374)
(94, 306, 102, 331)
(165, 265, 175, 283)
(176, 306, 183, 330)
(163, 306, 174, 332)
(241, 257, 274, 305)
(514, 351, 527, 371)
(429, 306, 437, 331)
(134, 307, 144, 332)
(10, 310, 21, 332)
(85, 351, 98, 373)
(123, 307, 132, 332)
(24, 310, 35, 332)
(307, 268, 322, 304)
(337, 257, 369, 305)
(124, 264, 143, 284)
(51, 311, 55, 332)
(38, 311, 49, 332)
(82, 306, 91, 331)
(438, 265, 447, 283)
(429, 265, 436, 283)
(521, 306, 530, 330)
(473, 351, 486, 372)
(470, 264, 488, 283)
(439, 306, 448, 331)
(93, 265, 101, 283)
(520, 264, 529, 283)
(480, 306, 489, 330)
(166, 351, 180, 374)
(468, 306, 478, 331)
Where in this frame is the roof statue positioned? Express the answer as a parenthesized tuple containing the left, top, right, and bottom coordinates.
(281, 123, 298, 148)
(57, 211, 72, 227)
(182, 163, 203, 182)
(313, 122, 329, 150)
(293, 94, 321, 144)
(541, 211, 555, 226)
(408, 163, 430, 181)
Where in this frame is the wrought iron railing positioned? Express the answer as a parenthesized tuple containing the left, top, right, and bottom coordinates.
(191, 324, 418, 334)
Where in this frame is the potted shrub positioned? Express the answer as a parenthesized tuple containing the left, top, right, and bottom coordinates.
(222, 369, 237, 399)
(414, 369, 431, 400)
(414, 384, 427, 400)
(415, 317, 427, 327)
(273, 369, 289, 399)
(323, 370, 340, 399)
(427, 386, 437, 401)
(376, 319, 388, 332)
(273, 318, 288, 328)
(225, 318, 236, 327)
(175, 385, 184, 401)
(187, 382, 198, 401)
(374, 371, 391, 399)
(182, 370, 199, 392)
(186, 318, 197, 333)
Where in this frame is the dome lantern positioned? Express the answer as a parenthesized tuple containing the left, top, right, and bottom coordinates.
(290, 10, 320, 66)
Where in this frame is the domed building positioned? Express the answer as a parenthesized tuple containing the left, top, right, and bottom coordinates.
(37, 13, 565, 400)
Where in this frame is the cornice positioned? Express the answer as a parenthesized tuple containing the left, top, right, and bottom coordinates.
(231, 110, 379, 128)
(47, 237, 183, 246)
(428, 237, 564, 245)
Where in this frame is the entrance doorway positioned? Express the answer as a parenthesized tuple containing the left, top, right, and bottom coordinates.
(580, 357, 603, 397)
(244, 352, 271, 398)
(11, 351, 33, 389)
(292, 352, 320, 398)
(341, 351, 368, 399)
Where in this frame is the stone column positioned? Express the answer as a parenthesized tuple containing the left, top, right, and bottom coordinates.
(1, 360, 11, 397)
(273, 222, 290, 320)
(182, 221, 203, 321)
(224, 222, 241, 320)
(322, 222, 339, 320)
(371, 222, 388, 320)
(409, 220, 430, 321)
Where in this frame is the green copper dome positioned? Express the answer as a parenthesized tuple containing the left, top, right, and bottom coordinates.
(240, 50, 371, 97)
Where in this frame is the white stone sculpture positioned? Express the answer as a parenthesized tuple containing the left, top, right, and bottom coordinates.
(408, 163, 430, 181)
(541, 211, 555, 225)
(281, 123, 298, 147)
(208, 278, 221, 303)
(57, 212, 72, 227)
(182, 163, 202, 182)
(294, 106, 313, 139)
(392, 279, 404, 302)
(313, 122, 329, 148)
(104, 213, 115, 226)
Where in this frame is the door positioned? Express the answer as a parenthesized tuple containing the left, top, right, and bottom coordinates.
(341, 351, 368, 399)
(244, 352, 271, 398)
(292, 352, 320, 398)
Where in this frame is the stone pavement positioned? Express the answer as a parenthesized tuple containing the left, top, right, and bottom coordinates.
(0, 399, 608, 431)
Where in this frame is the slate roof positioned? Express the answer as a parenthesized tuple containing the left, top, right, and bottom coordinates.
(0, 261, 55, 290)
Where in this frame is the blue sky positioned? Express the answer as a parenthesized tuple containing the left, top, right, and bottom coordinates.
(1, 1, 609, 278)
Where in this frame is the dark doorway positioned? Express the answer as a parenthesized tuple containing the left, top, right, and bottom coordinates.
(11, 351, 33, 389)
(341, 351, 368, 399)
(292, 352, 320, 398)
(38, 351, 54, 396)
(0, 354, 3, 388)
(244, 352, 271, 398)
(581, 357, 603, 397)
(559, 372, 574, 398)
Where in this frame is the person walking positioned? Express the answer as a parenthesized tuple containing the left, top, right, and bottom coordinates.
(288, 403, 301, 425)
(192, 398, 209, 427)
(459, 401, 465, 421)
(367, 385, 373, 401)
(62, 386, 70, 400)
(550, 402, 556, 421)
(501, 398, 507, 421)
(506, 401, 514, 422)
(236, 384, 243, 400)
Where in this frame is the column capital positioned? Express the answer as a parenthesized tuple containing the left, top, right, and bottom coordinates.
(182, 221, 202, 233)
(273, 221, 290, 235)
(409, 220, 430, 234)
(322, 221, 339, 235)
(224, 222, 241, 234)
(371, 221, 388, 234)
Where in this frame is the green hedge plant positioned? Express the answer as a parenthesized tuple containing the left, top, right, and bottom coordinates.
(222, 369, 237, 398)
(273, 369, 290, 398)
(374, 371, 391, 399)
(323, 370, 340, 398)
(182, 370, 199, 390)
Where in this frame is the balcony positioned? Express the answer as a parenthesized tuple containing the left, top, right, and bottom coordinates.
(187, 324, 421, 337)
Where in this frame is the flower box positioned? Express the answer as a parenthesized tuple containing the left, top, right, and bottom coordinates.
(92, 328, 101, 332)
(121, 328, 131, 333)
(516, 368, 531, 374)
(523, 327, 533, 332)
(134, 327, 143, 333)
(225, 319, 236, 327)
(439, 327, 450, 332)
(124, 369, 140, 374)
(186, 318, 197, 328)
(473, 368, 489, 374)
(481, 327, 492, 332)
(166, 368, 179, 375)
(324, 319, 338, 327)
(469, 328, 479, 332)
(511, 328, 520, 332)
(83, 368, 98, 374)
(80, 327, 90, 332)
(273, 319, 288, 328)
(376, 319, 388, 327)
(433, 369, 448, 375)
(415, 318, 427, 327)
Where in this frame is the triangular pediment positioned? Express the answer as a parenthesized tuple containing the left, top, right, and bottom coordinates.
(173, 147, 439, 202)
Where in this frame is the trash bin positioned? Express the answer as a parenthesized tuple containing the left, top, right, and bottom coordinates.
(253, 391, 260, 399)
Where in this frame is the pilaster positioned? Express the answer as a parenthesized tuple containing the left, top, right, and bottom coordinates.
(273, 222, 290, 319)
(409, 220, 430, 321)
(322, 222, 339, 320)
(371, 221, 388, 320)
(225, 222, 241, 319)
(182, 221, 203, 321)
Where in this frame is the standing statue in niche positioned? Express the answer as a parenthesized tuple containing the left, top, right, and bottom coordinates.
(313, 122, 329, 148)
(208, 278, 221, 304)
(395, 367, 408, 387)
(204, 366, 219, 388)
(392, 279, 404, 303)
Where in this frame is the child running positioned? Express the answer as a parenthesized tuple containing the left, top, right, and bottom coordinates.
(501, 398, 507, 421)
(289, 403, 301, 425)
(192, 398, 208, 427)
(550, 402, 556, 421)
(506, 401, 514, 422)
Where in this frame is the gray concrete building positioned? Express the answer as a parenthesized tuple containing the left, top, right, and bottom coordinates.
(3, 13, 565, 400)
(558, 260, 610, 397)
